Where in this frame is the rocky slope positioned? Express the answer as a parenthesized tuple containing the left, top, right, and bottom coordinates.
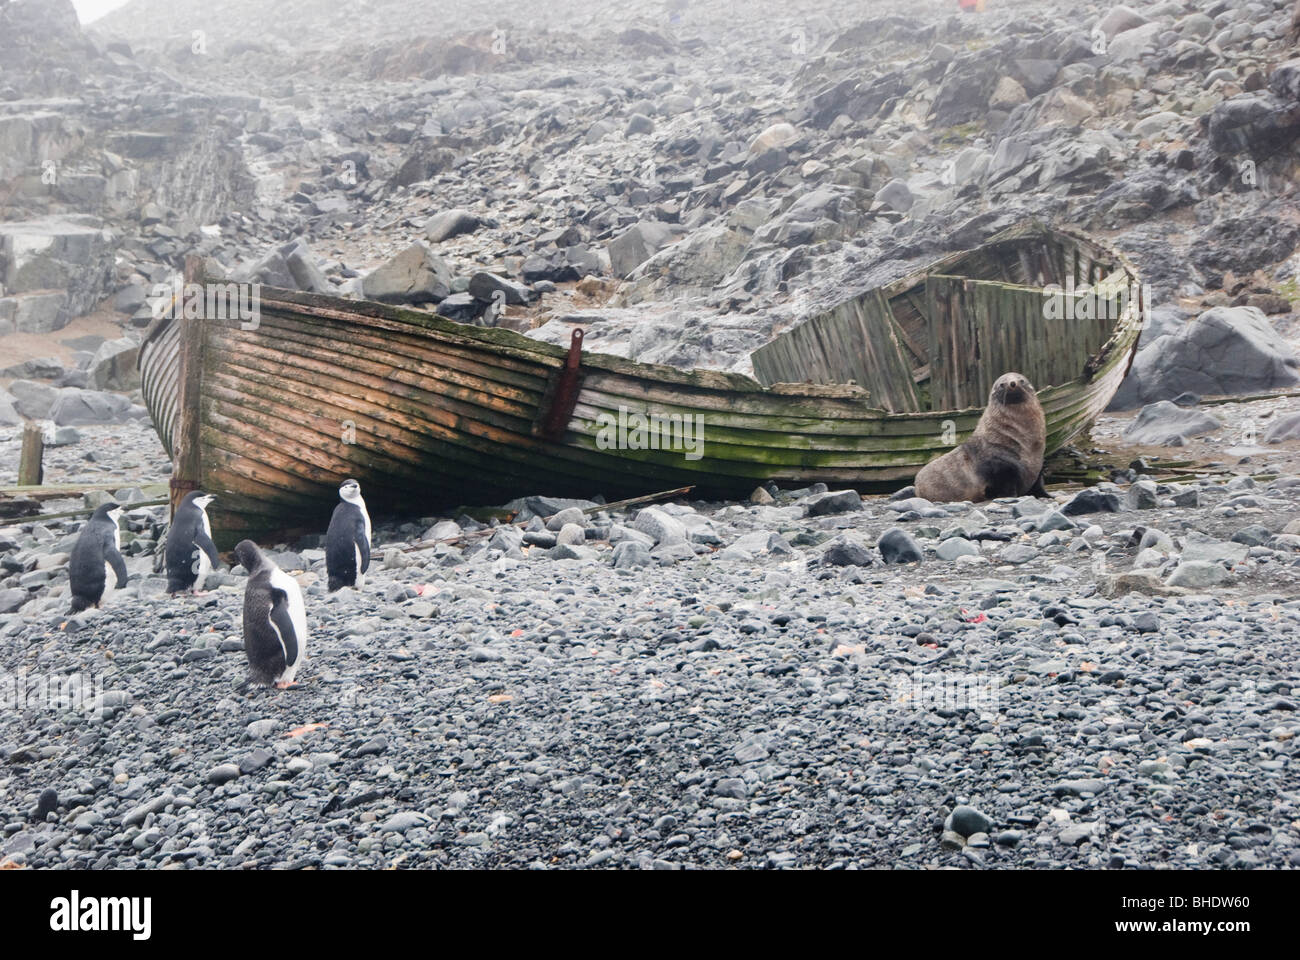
(3, 0, 1299, 380)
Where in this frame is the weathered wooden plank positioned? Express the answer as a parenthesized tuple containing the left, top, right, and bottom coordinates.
(574, 382, 958, 437)
(18, 424, 43, 486)
(171, 255, 207, 515)
(205, 337, 541, 429)
(139, 317, 181, 458)
(245, 308, 553, 393)
(203, 382, 605, 496)
(228, 283, 770, 394)
(565, 400, 979, 456)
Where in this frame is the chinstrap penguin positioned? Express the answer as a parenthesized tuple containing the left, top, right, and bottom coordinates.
(325, 478, 371, 591)
(233, 539, 308, 689)
(165, 491, 220, 594)
(68, 502, 128, 613)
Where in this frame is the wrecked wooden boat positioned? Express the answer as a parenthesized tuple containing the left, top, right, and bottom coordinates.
(139, 221, 1143, 545)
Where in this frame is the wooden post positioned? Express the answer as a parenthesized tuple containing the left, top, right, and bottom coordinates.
(18, 424, 43, 486)
(170, 254, 205, 518)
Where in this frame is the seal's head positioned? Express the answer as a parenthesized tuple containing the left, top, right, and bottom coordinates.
(990, 372, 1035, 406)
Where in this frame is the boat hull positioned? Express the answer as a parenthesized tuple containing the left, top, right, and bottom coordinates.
(139, 224, 1143, 546)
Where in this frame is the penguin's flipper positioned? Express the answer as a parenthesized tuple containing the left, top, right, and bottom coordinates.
(195, 531, 221, 568)
(268, 587, 299, 670)
(354, 515, 371, 573)
(107, 548, 129, 589)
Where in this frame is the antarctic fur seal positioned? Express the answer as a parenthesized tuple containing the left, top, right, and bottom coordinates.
(914, 372, 1048, 503)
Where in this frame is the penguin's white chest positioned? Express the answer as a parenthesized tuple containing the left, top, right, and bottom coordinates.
(194, 547, 211, 590)
(186, 509, 212, 591)
(269, 567, 308, 680)
(100, 524, 123, 602)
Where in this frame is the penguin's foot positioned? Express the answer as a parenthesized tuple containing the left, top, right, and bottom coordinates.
(275, 680, 301, 690)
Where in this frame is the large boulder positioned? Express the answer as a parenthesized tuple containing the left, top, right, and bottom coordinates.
(243, 241, 334, 294)
(468, 272, 532, 307)
(990, 76, 1029, 110)
(631, 507, 688, 546)
(4, 291, 67, 334)
(237, 248, 293, 288)
(1109, 306, 1300, 409)
(1008, 59, 1062, 97)
(280, 239, 331, 293)
(1097, 5, 1148, 41)
(748, 122, 800, 156)
(1136, 303, 1189, 349)
(1270, 57, 1300, 101)
(424, 208, 481, 243)
(0, 111, 81, 183)
(9, 379, 59, 419)
(1106, 21, 1163, 62)
(1207, 93, 1300, 156)
(361, 242, 452, 304)
(929, 53, 1002, 127)
(0, 217, 115, 321)
(86, 338, 140, 391)
(1264, 412, 1300, 443)
(1122, 402, 1223, 446)
(608, 221, 676, 279)
(388, 142, 458, 188)
(1191, 214, 1300, 286)
(49, 388, 136, 426)
(617, 222, 749, 303)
